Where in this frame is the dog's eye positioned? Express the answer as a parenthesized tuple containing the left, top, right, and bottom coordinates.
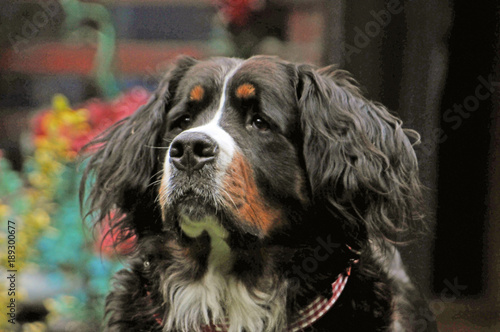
(174, 114, 191, 130)
(251, 114, 270, 132)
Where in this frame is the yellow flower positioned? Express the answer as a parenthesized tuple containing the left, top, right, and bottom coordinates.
(27, 209, 51, 229)
(0, 203, 10, 220)
(22, 321, 47, 332)
(52, 94, 71, 113)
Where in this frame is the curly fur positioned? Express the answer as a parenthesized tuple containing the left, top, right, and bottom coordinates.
(81, 55, 437, 331)
(298, 64, 424, 248)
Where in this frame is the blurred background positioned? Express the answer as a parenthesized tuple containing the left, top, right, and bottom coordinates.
(0, 0, 498, 331)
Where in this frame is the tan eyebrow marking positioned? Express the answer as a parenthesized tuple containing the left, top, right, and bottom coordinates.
(235, 83, 256, 99)
(189, 85, 205, 102)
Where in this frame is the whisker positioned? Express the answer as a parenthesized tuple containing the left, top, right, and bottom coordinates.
(145, 145, 170, 150)
(155, 192, 162, 204)
(149, 169, 165, 180)
(219, 187, 237, 209)
(149, 179, 163, 189)
(147, 170, 165, 189)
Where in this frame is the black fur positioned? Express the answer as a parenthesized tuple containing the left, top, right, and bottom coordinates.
(81, 56, 437, 331)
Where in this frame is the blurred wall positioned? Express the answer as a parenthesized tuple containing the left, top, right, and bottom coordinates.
(323, 0, 500, 328)
(323, 0, 450, 293)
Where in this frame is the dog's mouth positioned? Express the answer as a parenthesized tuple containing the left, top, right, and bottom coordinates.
(162, 180, 272, 243)
(163, 189, 266, 266)
(164, 189, 226, 235)
(175, 192, 219, 220)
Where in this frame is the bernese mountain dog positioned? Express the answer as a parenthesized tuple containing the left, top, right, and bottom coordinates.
(81, 56, 437, 331)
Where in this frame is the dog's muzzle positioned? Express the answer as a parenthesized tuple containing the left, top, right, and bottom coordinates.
(169, 132, 219, 175)
(159, 124, 237, 225)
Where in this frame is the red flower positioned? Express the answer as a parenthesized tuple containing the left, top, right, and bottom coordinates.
(218, 0, 261, 27)
(32, 87, 151, 154)
(76, 87, 151, 151)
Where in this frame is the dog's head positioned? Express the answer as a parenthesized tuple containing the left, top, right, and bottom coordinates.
(82, 55, 422, 262)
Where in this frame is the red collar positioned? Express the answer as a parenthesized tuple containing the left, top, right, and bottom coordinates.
(287, 266, 350, 331)
(151, 266, 351, 332)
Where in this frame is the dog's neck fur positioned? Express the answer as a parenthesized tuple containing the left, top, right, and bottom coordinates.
(161, 264, 288, 332)
(160, 215, 288, 332)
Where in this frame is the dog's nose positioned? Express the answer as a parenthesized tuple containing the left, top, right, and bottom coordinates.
(169, 132, 218, 174)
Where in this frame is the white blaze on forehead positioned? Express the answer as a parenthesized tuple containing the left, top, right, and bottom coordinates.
(211, 63, 242, 124)
(183, 63, 242, 164)
(161, 62, 242, 200)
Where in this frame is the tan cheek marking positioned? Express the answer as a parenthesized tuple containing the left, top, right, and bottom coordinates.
(189, 85, 205, 102)
(223, 153, 281, 235)
(235, 83, 256, 99)
(159, 180, 167, 218)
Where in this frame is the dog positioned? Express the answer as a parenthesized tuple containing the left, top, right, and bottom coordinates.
(81, 55, 437, 331)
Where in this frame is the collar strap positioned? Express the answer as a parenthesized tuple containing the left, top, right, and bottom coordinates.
(287, 266, 350, 332)
(151, 267, 351, 332)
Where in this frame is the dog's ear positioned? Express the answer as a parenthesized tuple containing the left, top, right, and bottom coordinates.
(81, 56, 197, 238)
(296, 64, 423, 248)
